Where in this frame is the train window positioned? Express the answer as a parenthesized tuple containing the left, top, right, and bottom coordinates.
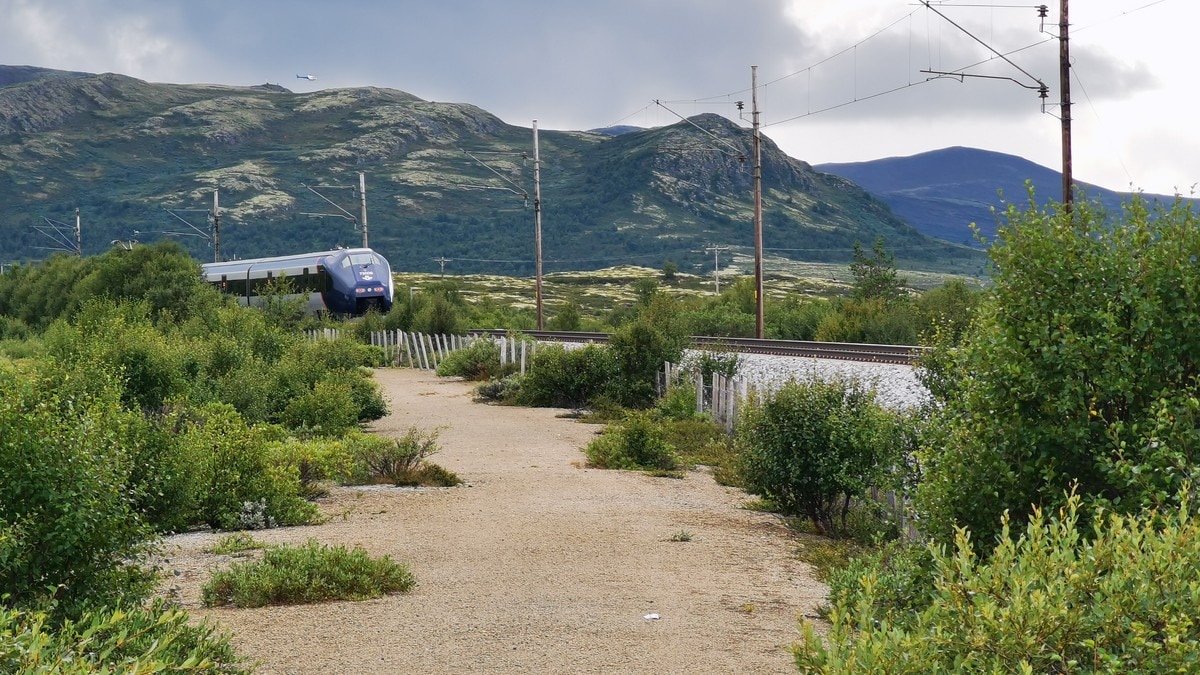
(341, 257, 351, 269)
(349, 253, 378, 266)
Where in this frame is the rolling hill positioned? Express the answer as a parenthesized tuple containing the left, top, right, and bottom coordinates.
(0, 66, 984, 277)
(815, 147, 1191, 246)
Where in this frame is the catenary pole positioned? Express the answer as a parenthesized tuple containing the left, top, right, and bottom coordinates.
(751, 65, 765, 339)
(212, 190, 220, 262)
(359, 172, 369, 248)
(74, 207, 81, 257)
(1059, 0, 1073, 211)
(533, 120, 544, 330)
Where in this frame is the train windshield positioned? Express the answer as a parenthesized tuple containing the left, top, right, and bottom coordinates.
(349, 253, 379, 266)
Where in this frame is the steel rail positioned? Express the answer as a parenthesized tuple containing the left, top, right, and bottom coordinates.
(470, 329, 926, 365)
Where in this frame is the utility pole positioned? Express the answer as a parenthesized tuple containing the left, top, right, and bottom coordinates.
(1058, 0, 1073, 211)
(211, 190, 220, 262)
(74, 207, 81, 257)
(704, 244, 729, 294)
(432, 256, 452, 278)
(359, 171, 369, 247)
(533, 119, 544, 330)
(751, 65, 765, 339)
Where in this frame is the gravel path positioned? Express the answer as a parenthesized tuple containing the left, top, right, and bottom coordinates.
(160, 369, 827, 674)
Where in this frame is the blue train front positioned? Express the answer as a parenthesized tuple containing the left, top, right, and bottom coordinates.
(202, 247, 394, 316)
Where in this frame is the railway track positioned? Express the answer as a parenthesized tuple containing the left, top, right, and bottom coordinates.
(471, 329, 926, 365)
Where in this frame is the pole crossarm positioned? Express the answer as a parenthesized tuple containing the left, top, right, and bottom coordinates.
(919, 0, 1046, 92)
(163, 208, 213, 241)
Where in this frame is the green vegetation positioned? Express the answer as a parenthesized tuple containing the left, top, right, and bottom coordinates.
(0, 601, 247, 674)
(794, 196, 1200, 670)
(0, 242, 417, 670)
(735, 379, 913, 537)
(351, 427, 461, 488)
(207, 532, 265, 555)
(915, 196, 1200, 549)
(796, 494, 1200, 673)
(201, 539, 416, 608)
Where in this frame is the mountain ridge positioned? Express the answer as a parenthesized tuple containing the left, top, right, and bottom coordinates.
(0, 65, 983, 277)
(815, 147, 1190, 245)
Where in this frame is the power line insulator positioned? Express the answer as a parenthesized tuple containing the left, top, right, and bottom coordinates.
(1036, 4, 1048, 19)
(1038, 83, 1049, 99)
(735, 100, 744, 111)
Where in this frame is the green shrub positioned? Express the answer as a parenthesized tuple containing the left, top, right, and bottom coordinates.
(518, 343, 620, 408)
(0, 369, 155, 616)
(435, 338, 512, 381)
(736, 378, 905, 537)
(821, 538, 936, 629)
(796, 492, 1200, 673)
(654, 382, 701, 421)
(608, 318, 687, 407)
(585, 411, 678, 471)
(183, 404, 320, 530)
(916, 197, 1200, 549)
(473, 373, 522, 403)
(270, 434, 360, 497)
(281, 374, 360, 435)
(0, 601, 247, 674)
(201, 539, 416, 608)
(351, 427, 453, 486)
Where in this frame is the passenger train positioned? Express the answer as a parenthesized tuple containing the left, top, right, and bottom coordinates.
(201, 247, 394, 316)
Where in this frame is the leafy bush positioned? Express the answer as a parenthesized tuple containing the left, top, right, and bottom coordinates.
(916, 197, 1200, 549)
(435, 338, 513, 381)
(518, 343, 619, 408)
(654, 382, 702, 421)
(0, 370, 155, 616)
(182, 404, 320, 530)
(201, 539, 416, 608)
(474, 373, 523, 403)
(736, 378, 906, 537)
(0, 601, 247, 674)
(281, 374, 361, 435)
(796, 493, 1200, 673)
(608, 318, 687, 407)
(585, 411, 678, 471)
(821, 538, 936, 629)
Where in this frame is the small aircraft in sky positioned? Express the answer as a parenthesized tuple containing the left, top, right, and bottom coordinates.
(296, 74, 316, 81)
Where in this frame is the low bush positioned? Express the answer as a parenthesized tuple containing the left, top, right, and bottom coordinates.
(435, 338, 514, 381)
(585, 411, 678, 471)
(473, 373, 522, 403)
(0, 601, 247, 674)
(518, 343, 619, 408)
(796, 492, 1200, 673)
(201, 539, 416, 608)
(820, 538, 936, 628)
(736, 378, 908, 537)
(350, 427, 459, 487)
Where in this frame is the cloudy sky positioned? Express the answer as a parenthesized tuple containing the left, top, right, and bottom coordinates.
(3, 0, 1194, 196)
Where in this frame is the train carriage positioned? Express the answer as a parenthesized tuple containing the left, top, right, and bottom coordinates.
(202, 247, 393, 316)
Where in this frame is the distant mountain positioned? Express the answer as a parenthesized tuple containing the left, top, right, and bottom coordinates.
(816, 147, 1188, 247)
(0, 66, 983, 276)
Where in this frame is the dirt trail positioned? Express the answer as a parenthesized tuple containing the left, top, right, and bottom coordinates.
(163, 369, 827, 674)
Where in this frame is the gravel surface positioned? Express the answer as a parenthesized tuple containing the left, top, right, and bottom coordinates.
(686, 351, 932, 410)
(159, 369, 828, 674)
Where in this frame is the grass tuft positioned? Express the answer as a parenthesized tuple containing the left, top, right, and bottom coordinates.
(206, 532, 264, 555)
(201, 539, 415, 608)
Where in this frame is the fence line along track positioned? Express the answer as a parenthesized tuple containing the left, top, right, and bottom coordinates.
(471, 329, 926, 366)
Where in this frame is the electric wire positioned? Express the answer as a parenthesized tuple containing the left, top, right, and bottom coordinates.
(1070, 66, 1135, 189)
